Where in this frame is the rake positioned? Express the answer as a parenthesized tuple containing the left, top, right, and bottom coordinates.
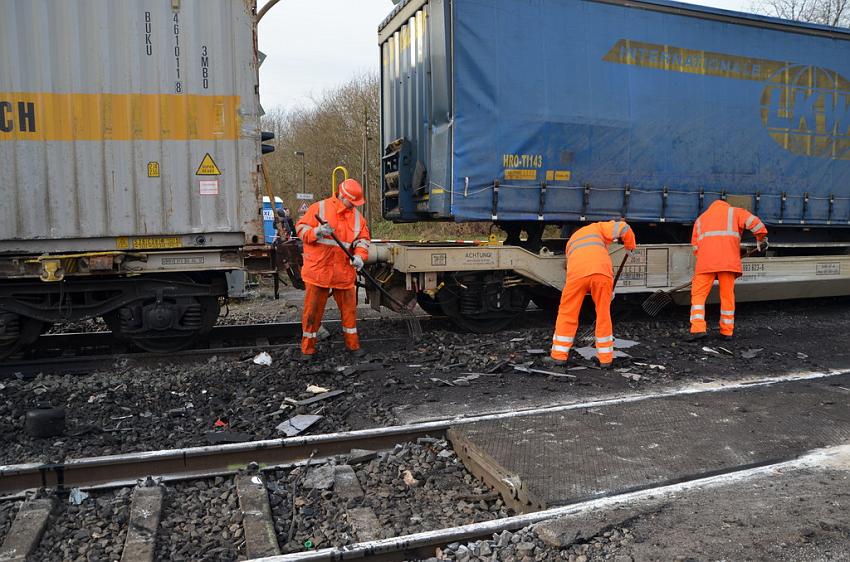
(641, 247, 761, 317)
(316, 217, 422, 338)
(577, 252, 630, 344)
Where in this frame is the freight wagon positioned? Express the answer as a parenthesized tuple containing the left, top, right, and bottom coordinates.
(0, 0, 268, 357)
(364, 0, 850, 331)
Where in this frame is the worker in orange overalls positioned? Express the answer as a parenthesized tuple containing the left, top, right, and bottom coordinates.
(295, 179, 371, 360)
(547, 220, 637, 369)
(688, 200, 768, 341)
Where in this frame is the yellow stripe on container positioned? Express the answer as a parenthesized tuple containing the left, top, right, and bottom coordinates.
(0, 92, 241, 141)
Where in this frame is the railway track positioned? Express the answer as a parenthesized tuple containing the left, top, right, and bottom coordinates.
(2, 369, 849, 560)
(0, 317, 431, 377)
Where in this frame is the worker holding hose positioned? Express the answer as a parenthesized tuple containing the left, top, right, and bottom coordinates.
(295, 179, 371, 360)
(547, 220, 637, 369)
(688, 200, 768, 341)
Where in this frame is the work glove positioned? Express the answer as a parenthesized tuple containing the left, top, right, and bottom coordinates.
(350, 255, 364, 271)
(757, 237, 769, 252)
(314, 223, 334, 238)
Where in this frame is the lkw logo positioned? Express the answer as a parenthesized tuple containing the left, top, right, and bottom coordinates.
(603, 39, 850, 161)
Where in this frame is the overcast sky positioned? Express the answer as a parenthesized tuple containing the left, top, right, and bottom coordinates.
(257, 0, 753, 111)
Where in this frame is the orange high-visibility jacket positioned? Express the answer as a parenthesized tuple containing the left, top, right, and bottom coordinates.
(295, 196, 371, 289)
(565, 220, 636, 281)
(691, 200, 767, 276)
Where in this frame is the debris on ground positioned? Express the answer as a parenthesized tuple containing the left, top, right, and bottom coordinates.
(741, 348, 763, 359)
(306, 385, 329, 394)
(575, 347, 631, 360)
(512, 364, 577, 379)
(253, 352, 273, 366)
(276, 414, 323, 437)
(68, 488, 89, 505)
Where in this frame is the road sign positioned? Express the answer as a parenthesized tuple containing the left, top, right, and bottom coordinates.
(298, 202, 309, 214)
(296, 193, 314, 200)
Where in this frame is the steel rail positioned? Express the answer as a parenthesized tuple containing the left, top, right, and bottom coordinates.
(1, 316, 431, 376)
(2, 368, 846, 496)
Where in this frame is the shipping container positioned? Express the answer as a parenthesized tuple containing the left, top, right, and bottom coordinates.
(0, 0, 265, 357)
(379, 0, 850, 229)
(0, 0, 263, 254)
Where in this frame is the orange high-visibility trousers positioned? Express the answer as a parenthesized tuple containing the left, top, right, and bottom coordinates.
(551, 274, 614, 364)
(301, 283, 360, 355)
(690, 272, 736, 336)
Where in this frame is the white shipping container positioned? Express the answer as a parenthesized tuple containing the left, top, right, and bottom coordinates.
(0, 0, 263, 254)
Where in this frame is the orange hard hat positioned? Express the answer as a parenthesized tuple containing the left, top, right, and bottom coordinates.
(338, 178, 366, 206)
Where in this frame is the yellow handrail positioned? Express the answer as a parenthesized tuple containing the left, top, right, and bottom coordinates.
(331, 166, 349, 196)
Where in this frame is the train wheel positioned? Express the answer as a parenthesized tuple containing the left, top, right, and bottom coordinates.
(437, 276, 530, 334)
(529, 288, 562, 314)
(0, 312, 43, 360)
(105, 275, 221, 354)
(415, 293, 444, 316)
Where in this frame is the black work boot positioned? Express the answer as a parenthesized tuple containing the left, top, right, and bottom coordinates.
(300, 353, 317, 363)
(543, 356, 569, 367)
(686, 332, 707, 342)
(349, 348, 366, 358)
(593, 357, 614, 370)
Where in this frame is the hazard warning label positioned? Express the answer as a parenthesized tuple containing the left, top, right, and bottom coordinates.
(298, 202, 309, 215)
(196, 153, 221, 176)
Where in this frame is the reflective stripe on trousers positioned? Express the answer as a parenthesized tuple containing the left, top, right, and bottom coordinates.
(551, 273, 614, 362)
(689, 272, 737, 336)
(302, 283, 361, 355)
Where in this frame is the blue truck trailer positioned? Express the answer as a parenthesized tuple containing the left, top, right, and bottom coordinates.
(364, 0, 850, 332)
(379, 0, 850, 238)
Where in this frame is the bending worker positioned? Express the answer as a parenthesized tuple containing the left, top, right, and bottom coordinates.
(548, 220, 636, 369)
(295, 179, 370, 360)
(688, 199, 767, 341)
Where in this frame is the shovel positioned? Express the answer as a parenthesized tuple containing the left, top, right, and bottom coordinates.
(641, 247, 760, 317)
(315, 217, 423, 338)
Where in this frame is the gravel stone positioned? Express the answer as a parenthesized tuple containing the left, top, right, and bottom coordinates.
(267, 439, 511, 554)
(154, 476, 242, 561)
(29, 488, 130, 562)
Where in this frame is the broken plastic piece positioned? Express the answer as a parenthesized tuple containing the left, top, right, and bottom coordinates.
(276, 414, 322, 437)
(68, 488, 89, 505)
(306, 384, 329, 394)
(253, 352, 273, 366)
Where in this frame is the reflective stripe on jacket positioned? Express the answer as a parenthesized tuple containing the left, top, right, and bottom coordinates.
(295, 197, 371, 289)
(565, 220, 637, 281)
(691, 200, 767, 276)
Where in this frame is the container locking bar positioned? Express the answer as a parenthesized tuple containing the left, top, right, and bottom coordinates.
(779, 192, 787, 224)
(660, 187, 669, 223)
(491, 180, 500, 221)
(580, 185, 590, 222)
(621, 185, 631, 218)
(801, 192, 809, 224)
(828, 194, 834, 225)
(537, 182, 547, 221)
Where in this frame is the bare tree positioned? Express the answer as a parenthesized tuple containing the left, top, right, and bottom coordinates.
(260, 72, 490, 239)
(260, 73, 381, 221)
(751, 0, 849, 27)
